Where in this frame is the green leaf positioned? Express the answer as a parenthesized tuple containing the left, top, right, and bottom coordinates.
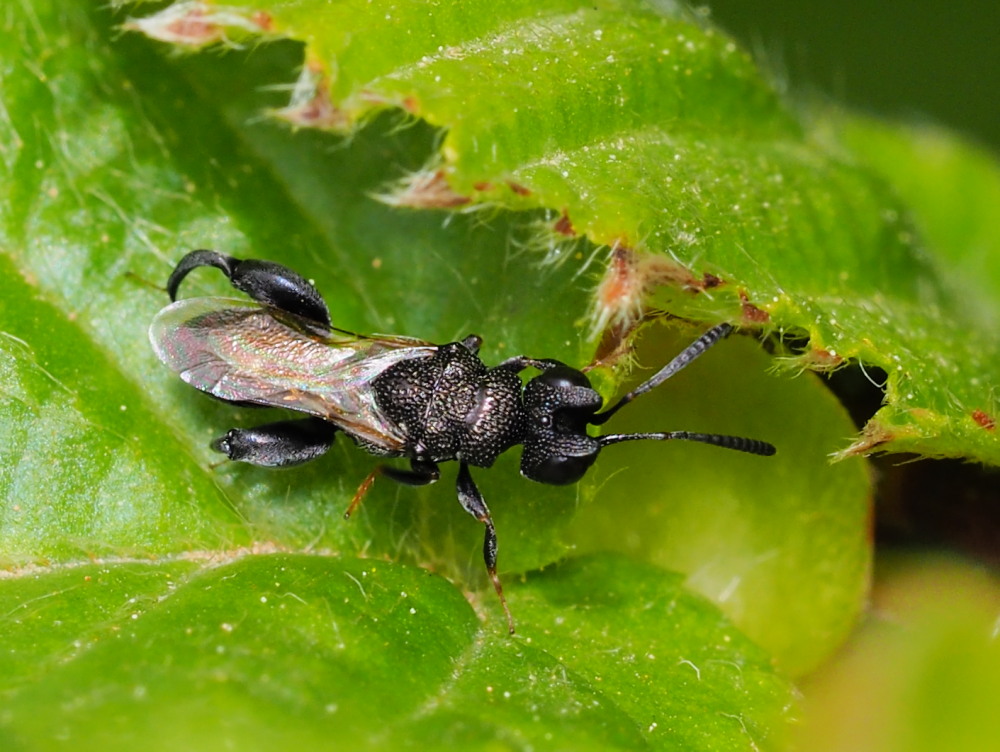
(0, 554, 793, 750)
(0, 256, 245, 557)
(836, 114, 1000, 330)
(126, 0, 999, 464)
(0, 0, 883, 747)
(571, 325, 871, 676)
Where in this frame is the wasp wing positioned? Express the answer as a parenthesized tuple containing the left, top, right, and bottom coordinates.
(149, 297, 437, 451)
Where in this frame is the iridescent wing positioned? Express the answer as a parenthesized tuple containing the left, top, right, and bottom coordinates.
(149, 297, 437, 451)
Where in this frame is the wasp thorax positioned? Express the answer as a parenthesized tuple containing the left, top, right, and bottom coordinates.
(373, 341, 525, 468)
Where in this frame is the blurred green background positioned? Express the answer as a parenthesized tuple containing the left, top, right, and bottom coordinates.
(709, 1, 1000, 562)
(704, 5, 1000, 750)
(708, 0, 1000, 153)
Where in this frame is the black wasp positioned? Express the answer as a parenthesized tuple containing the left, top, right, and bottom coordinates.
(150, 250, 776, 633)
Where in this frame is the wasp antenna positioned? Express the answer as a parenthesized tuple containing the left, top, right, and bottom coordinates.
(599, 431, 776, 456)
(590, 323, 734, 426)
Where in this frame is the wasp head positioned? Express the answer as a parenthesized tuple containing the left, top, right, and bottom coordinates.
(520, 366, 603, 485)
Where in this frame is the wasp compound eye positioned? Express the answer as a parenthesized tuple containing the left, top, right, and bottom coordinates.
(530, 364, 593, 391)
(520, 433, 600, 485)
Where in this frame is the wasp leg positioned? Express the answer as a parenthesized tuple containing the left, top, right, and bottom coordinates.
(456, 461, 515, 634)
(345, 460, 440, 519)
(167, 249, 331, 326)
(385, 459, 442, 486)
(460, 334, 483, 354)
(211, 417, 338, 467)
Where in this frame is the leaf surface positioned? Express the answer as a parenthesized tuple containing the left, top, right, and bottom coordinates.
(0, 1, 897, 747)
(1, 553, 793, 750)
(124, 0, 1000, 464)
